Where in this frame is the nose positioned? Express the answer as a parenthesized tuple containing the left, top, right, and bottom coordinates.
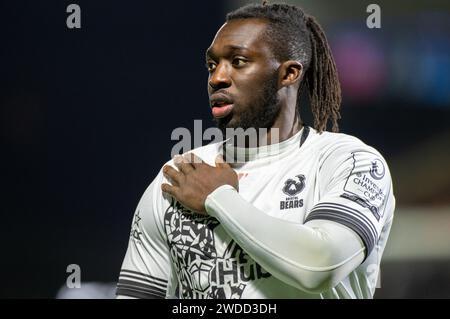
(208, 62, 231, 91)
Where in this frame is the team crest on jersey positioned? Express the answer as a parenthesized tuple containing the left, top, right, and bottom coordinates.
(282, 174, 306, 196)
(280, 175, 305, 210)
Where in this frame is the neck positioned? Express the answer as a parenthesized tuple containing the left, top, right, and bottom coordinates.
(222, 115, 304, 164)
(266, 113, 302, 146)
(261, 93, 303, 146)
(228, 116, 302, 148)
(263, 87, 302, 146)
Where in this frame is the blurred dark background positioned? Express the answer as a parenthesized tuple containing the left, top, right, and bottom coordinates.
(1, 0, 449, 298)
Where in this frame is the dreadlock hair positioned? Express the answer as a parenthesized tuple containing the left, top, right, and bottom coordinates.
(226, 2, 342, 133)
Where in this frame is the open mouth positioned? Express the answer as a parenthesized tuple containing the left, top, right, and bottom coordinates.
(211, 101, 234, 118)
(210, 94, 235, 118)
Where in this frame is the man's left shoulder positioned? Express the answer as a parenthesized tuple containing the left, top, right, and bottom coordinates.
(314, 130, 382, 161)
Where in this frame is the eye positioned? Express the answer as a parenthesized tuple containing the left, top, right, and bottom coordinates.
(232, 57, 248, 67)
(206, 61, 217, 73)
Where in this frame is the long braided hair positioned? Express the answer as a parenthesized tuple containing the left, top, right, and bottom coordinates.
(226, 2, 342, 132)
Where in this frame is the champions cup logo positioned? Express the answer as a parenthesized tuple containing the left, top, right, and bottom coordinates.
(369, 159, 385, 180)
(282, 175, 306, 196)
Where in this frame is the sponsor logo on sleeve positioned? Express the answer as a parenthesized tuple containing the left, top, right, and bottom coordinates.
(369, 159, 385, 180)
(343, 154, 387, 219)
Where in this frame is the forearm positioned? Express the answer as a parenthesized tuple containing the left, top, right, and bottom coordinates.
(205, 185, 365, 293)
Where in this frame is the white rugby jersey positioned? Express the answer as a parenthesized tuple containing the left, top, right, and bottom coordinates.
(116, 126, 395, 299)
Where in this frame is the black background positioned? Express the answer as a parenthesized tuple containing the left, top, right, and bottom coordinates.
(1, 0, 223, 297)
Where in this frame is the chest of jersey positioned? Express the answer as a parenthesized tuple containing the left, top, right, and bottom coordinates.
(163, 152, 321, 298)
(235, 153, 320, 223)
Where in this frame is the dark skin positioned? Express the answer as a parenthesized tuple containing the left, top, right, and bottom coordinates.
(161, 18, 303, 214)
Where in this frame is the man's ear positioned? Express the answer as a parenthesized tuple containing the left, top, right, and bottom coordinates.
(278, 61, 303, 88)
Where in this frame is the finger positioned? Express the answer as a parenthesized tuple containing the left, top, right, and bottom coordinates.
(161, 183, 179, 197)
(184, 152, 205, 169)
(215, 154, 230, 168)
(174, 154, 195, 174)
(162, 165, 183, 185)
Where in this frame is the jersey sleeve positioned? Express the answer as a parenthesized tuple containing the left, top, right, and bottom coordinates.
(116, 170, 172, 299)
(305, 145, 395, 259)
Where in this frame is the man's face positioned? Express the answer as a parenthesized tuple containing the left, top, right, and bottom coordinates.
(206, 19, 281, 133)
